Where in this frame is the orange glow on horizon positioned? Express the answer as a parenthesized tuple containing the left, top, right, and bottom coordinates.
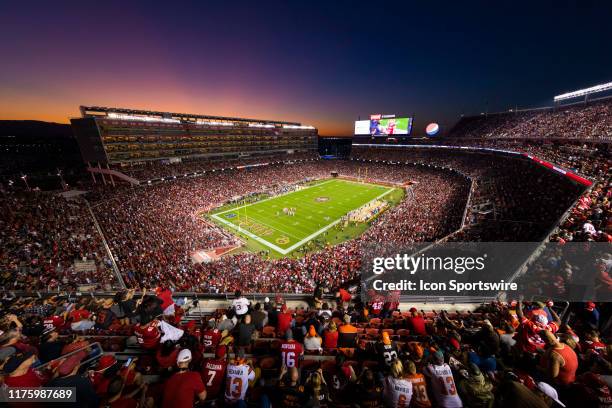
(0, 95, 354, 136)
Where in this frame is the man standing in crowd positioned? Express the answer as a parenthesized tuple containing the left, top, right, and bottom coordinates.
(201, 345, 229, 400)
(162, 349, 206, 408)
(280, 329, 304, 368)
(225, 349, 255, 406)
(424, 351, 463, 407)
(232, 290, 250, 320)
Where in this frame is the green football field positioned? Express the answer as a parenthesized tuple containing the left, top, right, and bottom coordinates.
(210, 179, 396, 255)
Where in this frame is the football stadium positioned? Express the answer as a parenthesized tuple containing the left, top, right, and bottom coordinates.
(0, 2, 611, 407)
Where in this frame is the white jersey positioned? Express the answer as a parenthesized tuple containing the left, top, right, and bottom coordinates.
(424, 364, 462, 408)
(384, 376, 413, 408)
(232, 297, 250, 315)
(225, 363, 255, 402)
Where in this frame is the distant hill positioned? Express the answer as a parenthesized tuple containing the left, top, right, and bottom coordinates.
(0, 120, 82, 179)
(0, 120, 73, 139)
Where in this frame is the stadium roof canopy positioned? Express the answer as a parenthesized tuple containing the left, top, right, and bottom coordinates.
(79, 105, 305, 126)
(554, 81, 612, 102)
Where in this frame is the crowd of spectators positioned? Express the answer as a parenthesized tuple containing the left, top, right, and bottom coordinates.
(1, 286, 611, 407)
(350, 147, 584, 242)
(449, 97, 612, 141)
(90, 160, 470, 293)
(0, 190, 117, 291)
(3, 143, 599, 293)
(111, 152, 318, 182)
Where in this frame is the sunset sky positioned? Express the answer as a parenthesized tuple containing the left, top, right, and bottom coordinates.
(1, 1, 611, 135)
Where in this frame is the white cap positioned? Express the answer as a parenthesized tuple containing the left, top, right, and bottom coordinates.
(537, 382, 565, 407)
(177, 349, 192, 364)
(264, 297, 270, 303)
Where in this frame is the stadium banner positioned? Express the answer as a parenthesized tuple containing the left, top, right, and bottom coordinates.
(360, 242, 611, 303)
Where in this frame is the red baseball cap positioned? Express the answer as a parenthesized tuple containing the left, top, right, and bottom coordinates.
(96, 355, 117, 371)
(586, 302, 596, 311)
(215, 345, 227, 360)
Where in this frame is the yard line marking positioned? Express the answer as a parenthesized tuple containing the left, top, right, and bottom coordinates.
(211, 180, 396, 255)
(213, 179, 335, 216)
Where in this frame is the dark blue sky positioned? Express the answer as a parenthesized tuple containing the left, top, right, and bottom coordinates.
(1, 0, 611, 135)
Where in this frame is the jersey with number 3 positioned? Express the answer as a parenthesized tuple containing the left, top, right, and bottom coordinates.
(424, 364, 462, 407)
(406, 374, 432, 408)
(225, 363, 255, 402)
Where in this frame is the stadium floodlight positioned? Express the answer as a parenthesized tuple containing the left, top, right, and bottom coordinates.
(196, 119, 234, 126)
(282, 125, 315, 129)
(108, 112, 180, 123)
(554, 81, 612, 102)
(248, 123, 275, 128)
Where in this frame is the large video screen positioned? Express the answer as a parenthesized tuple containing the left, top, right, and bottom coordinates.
(354, 116, 412, 136)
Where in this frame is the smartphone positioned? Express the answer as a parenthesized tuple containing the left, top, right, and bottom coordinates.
(124, 357, 133, 367)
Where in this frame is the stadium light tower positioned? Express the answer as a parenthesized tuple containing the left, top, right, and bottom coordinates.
(554, 81, 612, 102)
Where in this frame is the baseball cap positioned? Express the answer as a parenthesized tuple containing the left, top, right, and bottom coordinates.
(586, 302, 596, 311)
(96, 355, 118, 371)
(537, 382, 565, 407)
(433, 350, 444, 364)
(177, 349, 192, 364)
(215, 345, 227, 360)
(449, 338, 460, 350)
(264, 297, 270, 303)
(3, 351, 34, 374)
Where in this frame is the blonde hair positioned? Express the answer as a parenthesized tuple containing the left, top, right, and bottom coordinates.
(405, 360, 417, 375)
(390, 359, 403, 378)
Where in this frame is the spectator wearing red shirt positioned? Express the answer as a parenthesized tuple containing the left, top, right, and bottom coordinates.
(324, 321, 339, 349)
(3, 352, 46, 388)
(201, 345, 229, 399)
(516, 300, 561, 354)
(407, 308, 428, 336)
(156, 286, 175, 316)
(280, 330, 304, 368)
(90, 354, 120, 396)
(202, 320, 223, 351)
(337, 288, 352, 310)
(276, 305, 293, 337)
(134, 318, 161, 350)
(70, 305, 95, 332)
(162, 349, 206, 408)
(156, 341, 180, 370)
(90, 355, 139, 397)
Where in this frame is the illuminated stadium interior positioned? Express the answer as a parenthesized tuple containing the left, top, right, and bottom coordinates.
(1, 3, 611, 407)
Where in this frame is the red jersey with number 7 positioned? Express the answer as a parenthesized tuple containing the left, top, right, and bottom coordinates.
(280, 340, 303, 368)
(201, 358, 227, 398)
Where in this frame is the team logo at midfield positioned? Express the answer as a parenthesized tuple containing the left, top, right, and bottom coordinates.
(315, 196, 330, 202)
(225, 213, 237, 219)
(276, 236, 290, 244)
